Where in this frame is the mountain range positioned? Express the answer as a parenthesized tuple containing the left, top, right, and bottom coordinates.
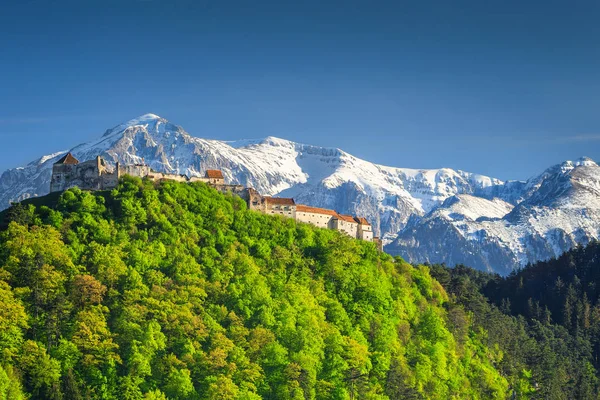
(1, 113, 598, 274)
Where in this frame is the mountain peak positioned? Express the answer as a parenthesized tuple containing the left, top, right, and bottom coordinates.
(125, 113, 163, 126)
(103, 113, 165, 137)
(575, 156, 597, 167)
(1, 114, 599, 276)
(544, 157, 599, 175)
(261, 136, 294, 146)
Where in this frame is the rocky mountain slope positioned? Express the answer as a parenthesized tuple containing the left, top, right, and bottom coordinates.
(0, 114, 500, 237)
(387, 158, 600, 273)
(0, 114, 598, 273)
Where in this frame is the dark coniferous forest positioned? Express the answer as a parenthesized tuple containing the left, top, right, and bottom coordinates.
(429, 240, 600, 399)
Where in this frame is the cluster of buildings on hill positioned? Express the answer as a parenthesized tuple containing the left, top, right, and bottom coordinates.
(50, 153, 227, 192)
(50, 154, 380, 245)
(246, 193, 375, 242)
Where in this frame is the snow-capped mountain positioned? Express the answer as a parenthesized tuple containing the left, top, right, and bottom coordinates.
(0, 114, 501, 237)
(386, 157, 600, 274)
(0, 114, 598, 274)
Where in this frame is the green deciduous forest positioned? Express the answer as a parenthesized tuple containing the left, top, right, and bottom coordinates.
(0, 177, 511, 399)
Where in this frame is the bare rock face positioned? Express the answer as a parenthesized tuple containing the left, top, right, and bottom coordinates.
(1, 114, 599, 274)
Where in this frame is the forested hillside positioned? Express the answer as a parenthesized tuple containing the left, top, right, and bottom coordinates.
(485, 241, 600, 333)
(429, 242, 600, 399)
(0, 178, 509, 399)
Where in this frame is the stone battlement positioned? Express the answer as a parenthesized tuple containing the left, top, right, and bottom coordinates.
(49, 153, 225, 193)
(50, 154, 375, 243)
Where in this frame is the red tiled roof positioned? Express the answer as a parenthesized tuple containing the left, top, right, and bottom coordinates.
(55, 153, 79, 165)
(205, 170, 224, 179)
(336, 214, 358, 223)
(296, 204, 338, 216)
(263, 197, 296, 206)
(354, 217, 370, 226)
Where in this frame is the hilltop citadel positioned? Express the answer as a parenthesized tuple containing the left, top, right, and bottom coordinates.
(51, 154, 379, 244)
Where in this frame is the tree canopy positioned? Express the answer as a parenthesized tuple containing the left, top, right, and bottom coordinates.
(429, 244, 600, 400)
(0, 177, 510, 399)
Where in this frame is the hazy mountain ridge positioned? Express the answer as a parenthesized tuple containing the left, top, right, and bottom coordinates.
(1, 113, 598, 273)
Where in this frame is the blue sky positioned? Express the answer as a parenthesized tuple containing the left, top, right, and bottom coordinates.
(1, 0, 599, 180)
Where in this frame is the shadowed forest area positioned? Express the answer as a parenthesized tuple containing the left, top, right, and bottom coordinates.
(429, 240, 600, 399)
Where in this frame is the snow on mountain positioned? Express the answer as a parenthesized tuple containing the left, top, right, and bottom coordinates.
(387, 158, 600, 273)
(438, 195, 514, 222)
(0, 114, 598, 275)
(0, 114, 502, 239)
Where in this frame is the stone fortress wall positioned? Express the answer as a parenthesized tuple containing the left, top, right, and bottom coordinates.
(50, 154, 379, 245)
(50, 155, 116, 192)
(50, 154, 227, 193)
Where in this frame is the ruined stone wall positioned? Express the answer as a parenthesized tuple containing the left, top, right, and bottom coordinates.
(119, 165, 152, 179)
(114, 165, 226, 186)
(50, 158, 107, 192)
(149, 172, 188, 183)
(189, 177, 211, 184)
(50, 164, 75, 192)
(101, 171, 119, 189)
(212, 184, 246, 197)
(373, 238, 383, 251)
(245, 189, 264, 211)
(265, 204, 296, 219)
(51, 158, 240, 200)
